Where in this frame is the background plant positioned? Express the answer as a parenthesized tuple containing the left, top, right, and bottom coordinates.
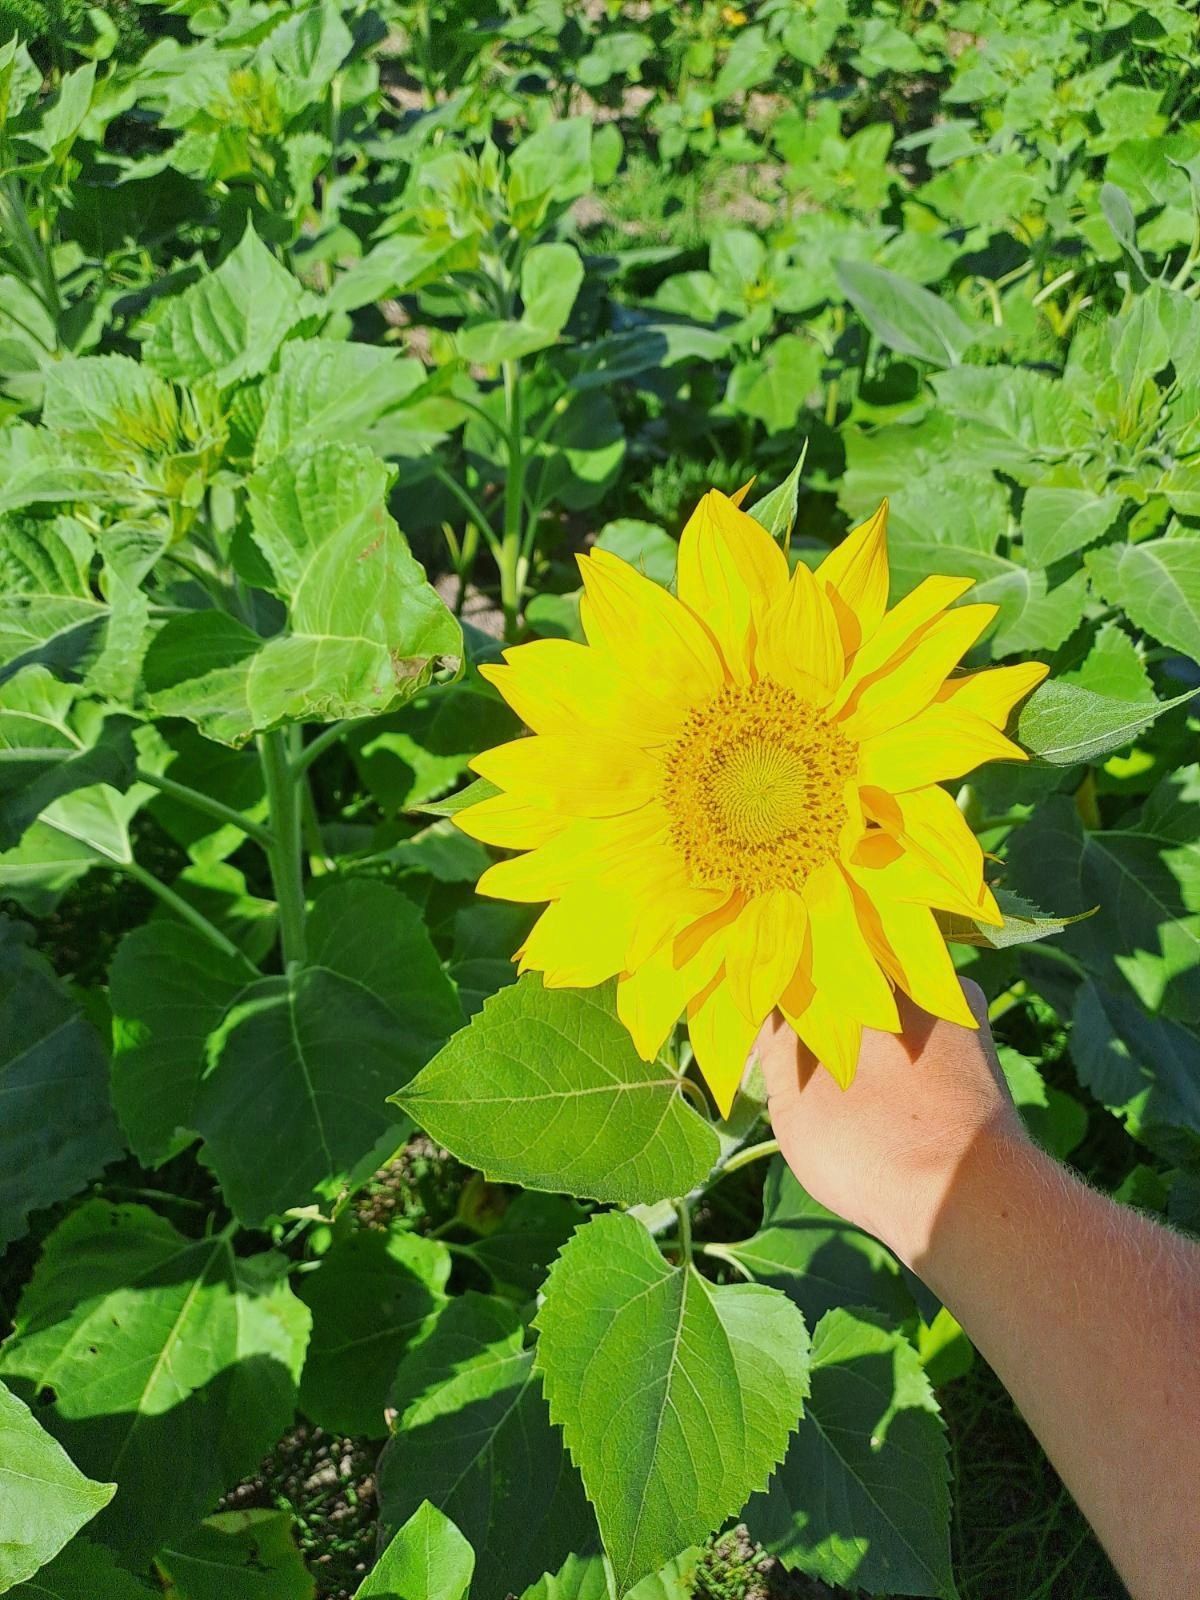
(1, 2, 1198, 1597)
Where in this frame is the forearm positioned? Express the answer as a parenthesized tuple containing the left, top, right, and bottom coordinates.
(904, 1132, 1200, 1600)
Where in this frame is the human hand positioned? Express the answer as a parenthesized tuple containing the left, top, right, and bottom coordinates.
(755, 979, 1029, 1269)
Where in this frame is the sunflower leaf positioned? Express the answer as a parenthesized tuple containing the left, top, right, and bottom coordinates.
(744, 1308, 956, 1598)
(534, 1211, 809, 1596)
(392, 975, 720, 1206)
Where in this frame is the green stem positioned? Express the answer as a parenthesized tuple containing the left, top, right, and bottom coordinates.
(672, 1199, 693, 1266)
(701, 1242, 755, 1282)
(258, 729, 307, 967)
(720, 1137, 781, 1178)
(291, 718, 367, 779)
(675, 1074, 710, 1116)
(136, 767, 274, 849)
(433, 465, 500, 554)
(500, 358, 525, 639)
(121, 859, 245, 962)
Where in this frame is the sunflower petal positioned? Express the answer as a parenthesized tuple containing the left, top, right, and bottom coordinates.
(480, 637, 687, 745)
(816, 499, 889, 655)
(833, 575, 975, 706)
(755, 559, 842, 698)
(780, 979, 863, 1090)
(470, 733, 661, 816)
(677, 489, 789, 680)
(863, 784, 998, 923)
(852, 879, 978, 1028)
(476, 807, 667, 902)
(804, 861, 899, 1030)
(577, 547, 724, 706)
(616, 914, 728, 1061)
(936, 660, 1049, 727)
(723, 889, 808, 1024)
(838, 604, 998, 742)
(858, 704, 1026, 793)
(453, 790, 567, 850)
(518, 891, 634, 987)
(687, 972, 759, 1116)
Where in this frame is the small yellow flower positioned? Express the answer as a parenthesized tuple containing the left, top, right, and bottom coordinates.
(721, 6, 749, 25)
(457, 491, 1047, 1115)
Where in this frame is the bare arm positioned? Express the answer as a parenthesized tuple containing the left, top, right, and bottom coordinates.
(756, 984, 1200, 1600)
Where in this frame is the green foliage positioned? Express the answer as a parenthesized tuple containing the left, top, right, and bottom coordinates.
(0, 0, 1197, 1595)
(0, 1380, 114, 1589)
(535, 1211, 810, 1595)
(395, 976, 721, 1206)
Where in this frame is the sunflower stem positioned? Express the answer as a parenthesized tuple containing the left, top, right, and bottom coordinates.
(720, 1137, 781, 1178)
(675, 1074, 710, 1117)
(672, 1200, 693, 1266)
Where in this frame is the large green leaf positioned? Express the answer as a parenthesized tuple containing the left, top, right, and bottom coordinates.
(358, 1503, 474, 1600)
(145, 444, 461, 745)
(716, 1157, 909, 1328)
(1072, 980, 1200, 1164)
(0, 675, 152, 912)
(835, 260, 977, 366)
(1086, 538, 1200, 659)
(929, 366, 1094, 469)
(394, 976, 720, 1206)
(297, 1226, 450, 1438)
(461, 1190, 586, 1300)
(7, 1537, 154, 1598)
(0, 1381, 114, 1591)
(1021, 481, 1120, 567)
(0, 514, 102, 675)
(109, 921, 259, 1166)
(0, 1201, 310, 1565)
(0, 918, 122, 1246)
(745, 1309, 955, 1598)
(1007, 791, 1199, 1020)
(155, 1511, 315, 1600)
(534, 1211, 810, 1595)
(254, 340, 427, 464)
(145, 222, 318, 388)
(459, 243, 583, 364)
(519, 1550, 700, 1600)
(1017, 679, 1194, 766)
(194, 879, 463, 1225)
(377, 1293, 594, 1600)
(0, 667, 137, 851)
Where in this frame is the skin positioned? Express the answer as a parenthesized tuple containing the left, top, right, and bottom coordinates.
(756, 981, 1200, 1600)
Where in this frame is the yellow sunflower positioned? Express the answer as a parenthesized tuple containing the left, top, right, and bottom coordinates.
(455, 489, 1047, 1116)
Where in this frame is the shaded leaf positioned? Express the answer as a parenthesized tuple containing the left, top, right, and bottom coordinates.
(378, 1293, 593, 1600)
(0, 917, 122, 1246)
(297, 1227, 450, 1438)
(0, 1202, 309, 1565)
(156, 1511, 314, 1600)
(746, 1309, 955, 1598)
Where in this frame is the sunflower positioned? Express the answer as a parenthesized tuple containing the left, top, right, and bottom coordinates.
(455, 489, 1047, 1116)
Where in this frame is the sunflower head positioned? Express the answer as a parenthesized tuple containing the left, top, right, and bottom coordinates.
(457, 488, 1047, 1115)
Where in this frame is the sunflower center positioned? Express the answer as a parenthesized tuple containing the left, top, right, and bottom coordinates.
(662, 679, 857, 896)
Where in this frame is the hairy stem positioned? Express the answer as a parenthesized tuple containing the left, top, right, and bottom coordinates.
(720, 1137, 781, 1178)
(121, 859, 245, 962)
(136, 767, 274, 849)
(258, 728, 307, 967)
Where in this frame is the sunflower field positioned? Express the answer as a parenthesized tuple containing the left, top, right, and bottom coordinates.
(1, 1, 1198, 1596)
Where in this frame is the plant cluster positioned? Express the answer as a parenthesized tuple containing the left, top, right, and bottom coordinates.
(0, 1, 1197, 1597)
